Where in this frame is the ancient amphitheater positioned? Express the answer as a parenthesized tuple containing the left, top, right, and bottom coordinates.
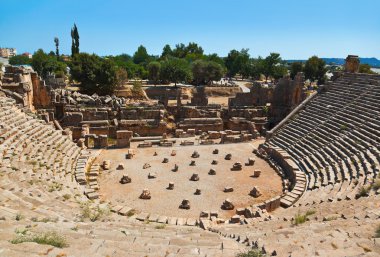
(0, 57, 379, 256)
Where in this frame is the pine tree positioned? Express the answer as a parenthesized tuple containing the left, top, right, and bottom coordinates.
(54, 37, 60, 59)
(71, 23, 80, 57)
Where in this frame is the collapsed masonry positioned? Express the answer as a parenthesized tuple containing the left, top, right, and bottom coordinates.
(0, 65, 308, 148)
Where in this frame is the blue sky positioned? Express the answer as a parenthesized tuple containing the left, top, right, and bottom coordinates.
(0, 0, 379, 59)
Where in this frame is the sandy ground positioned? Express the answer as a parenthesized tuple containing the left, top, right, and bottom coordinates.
(97, 140, 282, 219)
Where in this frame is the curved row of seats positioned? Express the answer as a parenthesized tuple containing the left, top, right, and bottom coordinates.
(266, 72, 380, 203)
(0, 96, 247, 256)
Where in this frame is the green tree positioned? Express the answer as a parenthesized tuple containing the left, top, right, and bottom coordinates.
(225, 49, 250, 78)
(192, 60, 224, 85)
(54, 37, 60, 59)
(71, 23, 80, 57)
(261, 53, 286, 81)
(359, 64, 374, 74)
(161, 44, 173, 58)
(290, 62, 304, 79)
(31, 49, 67, 78)
(160, 57, 192, 85)
(204, 53, 225, 67)
(70, 53, 117, 95)
(172, 43, 187, 58)
(133, 45, 149, 65)
(148, 61, 161, 85)
(250, 57, 264, 80)
(9, 55, 32, 65)
(304, 56, 327, 85)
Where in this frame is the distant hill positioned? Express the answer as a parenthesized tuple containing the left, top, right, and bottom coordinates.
(286, 57, 380, 68)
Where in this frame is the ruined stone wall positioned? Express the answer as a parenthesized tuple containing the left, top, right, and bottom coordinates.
(228, 83, 272, 107)
(269, 73, 306, 128)
(119, 120, 167, 136)
(177, 106, 220, 119)
(31, 72, 51, 108)
(203, 86, 241, 97)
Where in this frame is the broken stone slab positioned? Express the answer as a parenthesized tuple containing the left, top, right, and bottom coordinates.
(157, 216, 168, 224)
(246, 157, 255, 166)
(186, 218, 197, 226)
(116, 163, 125, 170)
(110, 205, 123, 213)
(230, 215, 241, 224)
(236, 208, 245, 215)
(86, 192, 99, 200)
(199, 218, 211, 230)
(250, 186, 262, 198)
(224, 186, 233, 193)
(210, 211, 218, 218)
(148, 172, 157, 179)
(191, 151, 200, 158)
(167, 182, 174, 190)
(231, 162, 242, 171)
(253, 170, 261, 178)
(139, 189, 151, 199)
(118, 206, 132, 216)
(148, 213, 159, 222)
(176, 217, 186, 226)
(143, 163, 151, 169)
(119, 174, 131, 184)
(190, 173, 199, 181)
(168, 217, 177, 225)
(179, 199, 190, 209)
(103, 160, 111, 170)
(136, 212, 150, 221)
(200, 211, 209, 218)
(222, 199, 234, 210)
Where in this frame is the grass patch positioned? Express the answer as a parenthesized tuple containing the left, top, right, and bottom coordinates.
(80, 202, 110, 222)
(305, 209, 316, 216)
(48, 182, 63, 192)
(375, 224, 380, 238)
(292, 209, 316, 226)
(356, 186, 370, 199)
(372, 179, 380, 191)
(63, 194, 71, 201)
(126, 209, 136, 217)
(11, 231, 68, 248)
(236, 249, 265, 257)
(155, 224, 166, 229)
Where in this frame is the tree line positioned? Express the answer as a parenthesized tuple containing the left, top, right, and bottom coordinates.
(8, 23, 373, 96)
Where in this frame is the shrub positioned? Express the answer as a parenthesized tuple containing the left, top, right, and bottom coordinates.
(11, 231, 68, 248)
(236, 249, 265, 257)
(15, 213, 23, 221)
(356, 186, 370, 199)
(293, 213, 307, 225)
(372, 179, 380, 191)
(80, 202, 110, 222)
